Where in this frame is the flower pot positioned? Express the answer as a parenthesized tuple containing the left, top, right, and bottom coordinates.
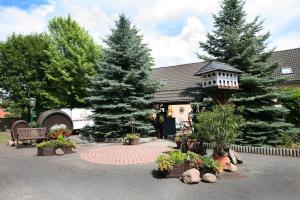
(128, 138, 139, 145)
(167, 161, 194, 178)
(62, 146, 73, 154)
(37, 147, 54, 156)
(213, 155, 230, 170)
(187, 140, 197, 151)
(176, 141, 182, 149)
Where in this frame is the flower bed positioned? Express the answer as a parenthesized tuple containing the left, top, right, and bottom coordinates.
(156, 150, 221, 178)
(37, 135, 75, 156)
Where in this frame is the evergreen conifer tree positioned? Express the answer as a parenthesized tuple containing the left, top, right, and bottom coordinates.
(88, 14, 158, 138)
(199, 0, 299, 146)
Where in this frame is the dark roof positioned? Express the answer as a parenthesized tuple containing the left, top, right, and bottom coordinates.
(268, 48, 300, 82)
(194, 61, 243, 76)
(152, 48, 300, 104)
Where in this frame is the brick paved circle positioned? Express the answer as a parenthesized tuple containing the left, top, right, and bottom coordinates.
(80, 145, 170, 165)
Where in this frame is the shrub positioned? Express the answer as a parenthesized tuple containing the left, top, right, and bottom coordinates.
(194, 105, 244, 155)
(37, 135, 75, 149)
(200, 155, 221, 173)
(156, 154, 174, 172)
(168, 150, 186, 164)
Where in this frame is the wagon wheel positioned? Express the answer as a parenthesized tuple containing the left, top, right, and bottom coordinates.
(10, 120, 29, 141)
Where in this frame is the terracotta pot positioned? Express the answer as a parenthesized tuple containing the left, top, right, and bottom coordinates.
(128, 138, 139, 145)
(213, 155, 230, 170)
(37, 147, 54, 156)
(62, 146, 73, 154)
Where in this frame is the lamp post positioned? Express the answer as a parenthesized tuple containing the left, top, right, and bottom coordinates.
(29, 97, 36, 124)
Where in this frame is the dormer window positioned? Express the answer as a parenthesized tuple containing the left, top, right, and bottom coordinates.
(161, 80, 168, 85)
(281, 67, 293, 75)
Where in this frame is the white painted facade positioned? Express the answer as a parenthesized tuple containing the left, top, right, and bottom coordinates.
(200, 70, 239, 88)
(61, 108, 94, 130)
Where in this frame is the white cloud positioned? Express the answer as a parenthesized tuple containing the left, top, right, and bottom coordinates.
(0, 0, 300, 67)
(145, 16, 206, 67)
(273, 32, 300, 50)
(0, 4, 54, 40)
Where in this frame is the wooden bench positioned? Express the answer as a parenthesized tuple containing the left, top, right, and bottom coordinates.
(16, 128, 48, 148)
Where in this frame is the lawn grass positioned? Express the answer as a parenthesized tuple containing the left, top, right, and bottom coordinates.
(0, 134, 10, 143)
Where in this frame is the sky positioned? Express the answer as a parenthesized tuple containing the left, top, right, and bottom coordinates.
(0, 0, 300, 67)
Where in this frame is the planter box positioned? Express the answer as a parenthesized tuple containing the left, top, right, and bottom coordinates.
(167, 161, 194, 178)
(128, 138, 139, 145)
(62, 146, 73, 154)
(37, 147, 54, 156)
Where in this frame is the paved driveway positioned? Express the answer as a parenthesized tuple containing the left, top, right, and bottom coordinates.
(0, 140, 299, 200)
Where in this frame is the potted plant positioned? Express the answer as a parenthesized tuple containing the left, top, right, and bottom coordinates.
(37, 140, 56, 156)
(49, 128, 72, 140)
(156, 150, 202, 178)
(175, 135, 182, 148)
(186, 133, 198, 151)
(124, 133, 140, 145)
(156, 154, 174, 177)
(200, 155, 222, 176)
(194, 105, 244, 169)
(56, 134, 76, 154)
(37, 134, 75, 156)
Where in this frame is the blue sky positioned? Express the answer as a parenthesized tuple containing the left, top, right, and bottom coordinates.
(0, 0, 300, 67)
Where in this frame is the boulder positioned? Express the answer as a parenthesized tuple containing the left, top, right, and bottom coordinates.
(181, 168, 200, 184)
(55, 148, 64, 155)
(229, 150, 238, 164)
(233, 150, 243, 164)
(202, 173, 217, 183)
(7, 140, 14, 147)
(225, 163, 238, 172)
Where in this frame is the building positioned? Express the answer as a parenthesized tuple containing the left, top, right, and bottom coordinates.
(152, 47, 300, 130)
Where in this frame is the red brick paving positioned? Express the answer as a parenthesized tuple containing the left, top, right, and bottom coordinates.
(80, 144, 169, 165)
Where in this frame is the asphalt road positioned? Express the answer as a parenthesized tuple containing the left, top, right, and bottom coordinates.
(0, 142, 299, 200)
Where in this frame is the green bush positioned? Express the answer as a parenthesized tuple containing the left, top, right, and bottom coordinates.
(37, 135, 75, 149)
(281, 88, 300, 127)
(168, 151, 186, 164)
(156, 154, 174, 172)
(200, 156, 221, 172)
(194, 105, 244, 155)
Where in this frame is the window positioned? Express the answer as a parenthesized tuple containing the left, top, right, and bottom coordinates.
(203, 75, 206, 78)
(223, 73, 225, 76)
(230, 74, 233, 77)
(213, 80, 216, 84)
(281, 67, 293, 75)
(227, 73, 229, 76)
(208, 74, 211, 77)
(219, 80, 222, 84)
(161, 80, 168, 85)
(204, 82, 207, 86)
(212, 73, 216, 76)
(208, 81, 211, 85)
(219, 73, 221, 76)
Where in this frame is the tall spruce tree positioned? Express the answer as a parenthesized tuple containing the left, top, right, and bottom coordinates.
(88, 14, 158, 137)
(199, 0, 299, 146)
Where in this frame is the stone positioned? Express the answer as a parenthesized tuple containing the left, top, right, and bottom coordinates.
(225, 163, 238, 172)
(233, 150, 243, 164)
(202, 173, 217, 183)
(181, 168, 200, 184)
(55, 148, 64, 155)
(7, 140, 14, 147)
(229, 149, 238, 164)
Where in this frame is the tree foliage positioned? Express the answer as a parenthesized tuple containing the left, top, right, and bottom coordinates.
(194, 105, 244, 151)
(0, 33, 51, 118)
(280, 88, 300, 128)
(88, 14, 159, 137)
(199, 0, 299, 146)
(43, 15, 101, 109)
